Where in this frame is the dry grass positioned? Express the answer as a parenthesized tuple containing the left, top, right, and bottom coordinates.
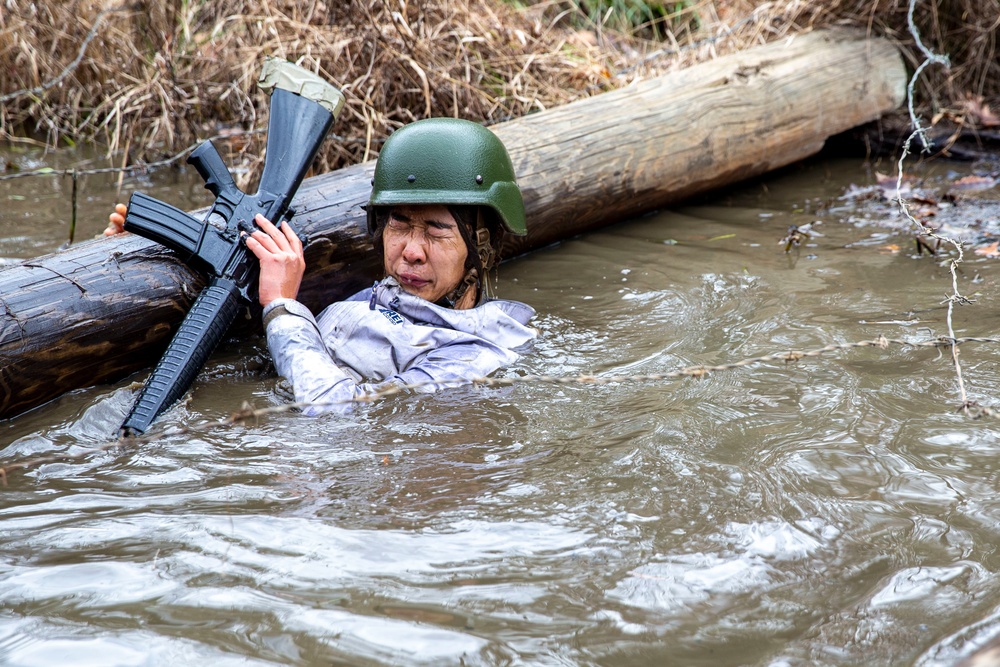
(1, 0, 998, 179)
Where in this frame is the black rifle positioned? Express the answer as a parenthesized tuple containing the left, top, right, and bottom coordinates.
(119, 59, 344, 436)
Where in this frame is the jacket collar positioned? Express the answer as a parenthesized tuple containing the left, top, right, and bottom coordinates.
(370, 277, 536, 345)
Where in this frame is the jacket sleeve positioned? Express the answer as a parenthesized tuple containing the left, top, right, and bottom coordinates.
(262, 298, 384, 414)
(262, 299, 517, 415)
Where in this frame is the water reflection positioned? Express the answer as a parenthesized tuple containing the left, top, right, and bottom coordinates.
(3, 151, 1000, 665)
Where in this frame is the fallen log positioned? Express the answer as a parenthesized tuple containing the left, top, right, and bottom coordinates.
(0, 29, 906, 419)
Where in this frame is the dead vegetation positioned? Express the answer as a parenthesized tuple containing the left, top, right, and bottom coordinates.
(1, 0, 998, 178)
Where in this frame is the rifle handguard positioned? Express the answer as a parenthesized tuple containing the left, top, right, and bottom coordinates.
(120, 278, 243, 436)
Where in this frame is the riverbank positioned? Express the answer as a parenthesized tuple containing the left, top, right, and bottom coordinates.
(2, 0, 998, 179)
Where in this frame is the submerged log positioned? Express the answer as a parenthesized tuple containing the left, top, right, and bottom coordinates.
(0, 29, 906, 419)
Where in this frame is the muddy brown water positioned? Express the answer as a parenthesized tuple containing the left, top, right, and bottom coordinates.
(2, 143, 1000, 666)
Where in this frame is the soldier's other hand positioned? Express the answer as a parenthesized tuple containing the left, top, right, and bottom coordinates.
(104, 203, 127, 236)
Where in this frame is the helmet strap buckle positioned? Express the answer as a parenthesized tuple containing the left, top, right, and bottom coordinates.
(475, 226, 495, 271)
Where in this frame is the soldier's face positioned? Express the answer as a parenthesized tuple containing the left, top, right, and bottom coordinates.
(382, 205, 469, 305)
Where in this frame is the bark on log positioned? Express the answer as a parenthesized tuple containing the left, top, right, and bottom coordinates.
(0, 29, 906, 419)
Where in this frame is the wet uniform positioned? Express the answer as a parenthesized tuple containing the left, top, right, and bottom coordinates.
(262, 277, 536, 414)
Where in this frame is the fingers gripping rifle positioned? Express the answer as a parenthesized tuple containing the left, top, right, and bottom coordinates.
(119, 59, 344, 436)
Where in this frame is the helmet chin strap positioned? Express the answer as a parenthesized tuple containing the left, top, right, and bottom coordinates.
(474, 226, 496, 272)
(441, 268, 480, 310)
(441, 209, 495, 309)
(473, 226, 497, 302)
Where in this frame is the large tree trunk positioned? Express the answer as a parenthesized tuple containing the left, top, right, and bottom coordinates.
(0, 29, 906, 419)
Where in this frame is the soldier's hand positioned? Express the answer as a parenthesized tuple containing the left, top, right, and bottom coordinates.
(103, 203, 128, 236)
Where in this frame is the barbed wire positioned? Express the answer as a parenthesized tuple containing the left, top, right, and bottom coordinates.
(893, 0, 966, 411)
(903, 0, 952, 152)
(3, 334, 1000, 486)
(0, 129, 263, 183)
(0, 129, 375, 184)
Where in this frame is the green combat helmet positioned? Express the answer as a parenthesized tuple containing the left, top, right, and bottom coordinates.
(366, 118, 526, 237)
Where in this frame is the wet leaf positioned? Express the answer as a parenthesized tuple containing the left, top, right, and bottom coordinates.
(708, 234, 736, 241)
(880, 244, 901, 254)
(974, 241, 1000, 258)
(875, 171, 913, 200)
(960, 95, 1000, 128)
(950, 175, 996, 191)
(840, 183, 880, 201)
